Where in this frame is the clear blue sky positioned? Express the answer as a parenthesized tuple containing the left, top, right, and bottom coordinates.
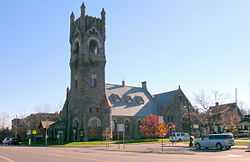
(1, 0, 250, 121)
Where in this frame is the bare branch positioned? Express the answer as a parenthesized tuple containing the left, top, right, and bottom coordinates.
(194, 90, 212, 111)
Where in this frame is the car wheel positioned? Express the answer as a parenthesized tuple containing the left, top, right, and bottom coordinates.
(216, 143, 223, 150)
(195, 143, 201, 150)
(226, 146, 231, 150)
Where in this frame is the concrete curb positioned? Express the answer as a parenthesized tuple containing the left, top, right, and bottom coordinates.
(94, 148, 195, 155)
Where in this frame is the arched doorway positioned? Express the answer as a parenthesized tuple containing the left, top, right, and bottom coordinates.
(87, 117, 102, 139)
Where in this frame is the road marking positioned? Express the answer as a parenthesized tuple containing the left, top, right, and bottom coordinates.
(48, 152, 114, 162)
(0, 155, 15, 162)
(228, 154, 241, 158)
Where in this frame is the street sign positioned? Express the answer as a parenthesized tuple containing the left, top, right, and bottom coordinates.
(158, 123, 167, 137)
(159, 116, 164, 123)
(117, 124, 125, 132)
(193, 124, 199, 129)
(32, 130, 37, 135)
(27, 130, 31, 135)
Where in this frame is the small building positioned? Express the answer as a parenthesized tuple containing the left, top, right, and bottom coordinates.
(12, 113, 59, 140)
(209, 102, 242, 134)
(50, 3, 194, 142)
(240, 115, 250, 130)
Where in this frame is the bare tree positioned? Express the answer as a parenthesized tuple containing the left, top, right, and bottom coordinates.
(238, 101, 247, 115)
(0, 113, 10, 129)
(211, 90, 227, 105)
(194, 90, 227, 134)
(194, 90, 212, 111)
(194, 90, 227, 111)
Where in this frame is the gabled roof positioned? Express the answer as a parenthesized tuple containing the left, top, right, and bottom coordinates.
(39, 120, 55, 129)
(209, 103, 243, 120)
(105, 83, 157, 117)
(209, 103, 239, 115)
(153, 89, 180, 107)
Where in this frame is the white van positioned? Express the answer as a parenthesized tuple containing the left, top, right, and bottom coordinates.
(169, 132, 190, 142)
(194, 133, 234, 150)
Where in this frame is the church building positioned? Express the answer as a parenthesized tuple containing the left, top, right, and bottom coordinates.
(51, 3, 192, 142)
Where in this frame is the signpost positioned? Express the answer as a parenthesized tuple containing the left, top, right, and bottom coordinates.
(117, 124, 125, 151)
(102, 128, 112, 149)
(27, 130, 31, 145)
(158, 123, 167, 152)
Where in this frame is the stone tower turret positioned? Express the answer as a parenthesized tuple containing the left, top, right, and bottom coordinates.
(66, 3, 110, 141)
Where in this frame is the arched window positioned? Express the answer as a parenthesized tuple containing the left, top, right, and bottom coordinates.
(137, 120, 141, 129)
(73, 41, 80, 56)
(124, 96, 133, 104)
(134, 96, 144, 105)
(88, 117, 101, 128)
(75, 79, 78, 89)
(89, 40, 99, 55)
(137, 120, 142, 136)
(91, 74, 97, 88)
(110, 94, 121, 103)
(74, 75, 78, 89)
(72, 119, 79, 129)
(72, 41, 80, 70)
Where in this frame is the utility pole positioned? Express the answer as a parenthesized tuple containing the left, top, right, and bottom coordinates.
(235, 88, 238, 105)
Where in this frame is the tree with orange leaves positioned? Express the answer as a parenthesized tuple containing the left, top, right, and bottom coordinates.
(139, 114, 168, 138)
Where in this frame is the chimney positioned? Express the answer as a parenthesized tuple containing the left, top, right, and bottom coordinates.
(215, 102, 219, 106)
(142, 81, 147, 90)
(122, 80, 125, 87)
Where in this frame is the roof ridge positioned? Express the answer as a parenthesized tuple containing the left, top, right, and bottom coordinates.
(153, 89, 179, 96)
(105, 83, 142, 89)
(210, 102, 236, 108)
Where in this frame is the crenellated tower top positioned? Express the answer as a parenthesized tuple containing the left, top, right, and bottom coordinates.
(69, 3, 106, 44)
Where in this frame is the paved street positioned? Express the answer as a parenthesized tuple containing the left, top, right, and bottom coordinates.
(0, 146, 249, 162)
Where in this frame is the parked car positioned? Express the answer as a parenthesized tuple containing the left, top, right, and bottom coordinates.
(2, 137, 19, 145)
(237, 130, 250, 138)
(169, 132, 190, 142)
(194, 133, 234, 150)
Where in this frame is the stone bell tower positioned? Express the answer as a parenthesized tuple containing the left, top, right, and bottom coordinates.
(66, 2, 110, 141)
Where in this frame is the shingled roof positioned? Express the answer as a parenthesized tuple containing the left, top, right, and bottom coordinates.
(153, 89, 180, 108)
(209, 103, 241, 116)
(105, 83, 157, 117)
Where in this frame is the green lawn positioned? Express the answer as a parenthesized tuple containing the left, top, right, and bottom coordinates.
(63, 141, 108, 147)
(53, 138, 250, 147)
(114, 138, 170, 144)
(61, 138, 170, 147)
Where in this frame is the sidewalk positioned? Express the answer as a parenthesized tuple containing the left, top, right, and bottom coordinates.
(94, 143, 194, 154)
(232, 145, 248, 149)
(93, 142, 249, 154)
